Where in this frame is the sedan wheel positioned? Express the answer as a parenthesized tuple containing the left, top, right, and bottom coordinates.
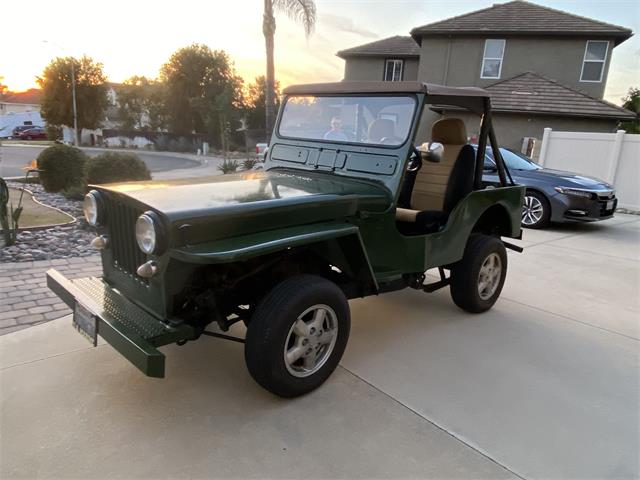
(522, 192, 550, 229)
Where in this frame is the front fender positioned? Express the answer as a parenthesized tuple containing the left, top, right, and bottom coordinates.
(170, 221, 378, 294)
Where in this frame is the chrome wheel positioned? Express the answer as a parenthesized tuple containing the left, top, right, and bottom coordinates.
(522, 195, 544, 226)
(477, 253, 502, 300)
(284, 304, 338, 378)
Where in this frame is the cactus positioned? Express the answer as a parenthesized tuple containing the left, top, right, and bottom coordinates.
(0, 177, 24, 247)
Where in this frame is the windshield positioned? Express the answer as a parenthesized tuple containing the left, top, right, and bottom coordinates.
(485, 148, 541, 171)
(278, 95, 416, 147)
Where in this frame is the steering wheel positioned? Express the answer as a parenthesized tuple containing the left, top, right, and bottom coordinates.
(406, 146, 422, 172)
(379, 136, 403, 145)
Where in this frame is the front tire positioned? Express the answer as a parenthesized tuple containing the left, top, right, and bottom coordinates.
(450, 234, 507, 313)
(245, 274, 350, 398)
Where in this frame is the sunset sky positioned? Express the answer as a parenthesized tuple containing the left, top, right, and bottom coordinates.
(1, 0, 638, 104)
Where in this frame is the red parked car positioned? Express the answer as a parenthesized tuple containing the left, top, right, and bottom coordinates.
(17, 127, 48, 140)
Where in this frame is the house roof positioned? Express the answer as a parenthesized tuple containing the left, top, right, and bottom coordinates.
(411, 1, 633, 45)
(2, 89, 42, 105)
(483, 72, 635, 119)
(337, 36, 420, 58)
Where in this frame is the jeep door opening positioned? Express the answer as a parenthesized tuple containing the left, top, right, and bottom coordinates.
(48, 81, 524, 397)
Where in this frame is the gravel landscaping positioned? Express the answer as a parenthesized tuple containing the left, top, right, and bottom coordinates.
(1, 182, 95, 263)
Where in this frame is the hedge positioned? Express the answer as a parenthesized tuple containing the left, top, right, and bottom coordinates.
(86, 152, 151, 185)
(37, 145, 87, 193)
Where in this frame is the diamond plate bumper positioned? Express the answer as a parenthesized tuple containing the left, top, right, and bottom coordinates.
(46, 269, 195, 378)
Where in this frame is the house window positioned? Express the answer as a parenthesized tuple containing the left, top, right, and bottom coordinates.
(580, 41, 608, 82)
(384, 59, 404, 81)
(481, 39, 506, 79)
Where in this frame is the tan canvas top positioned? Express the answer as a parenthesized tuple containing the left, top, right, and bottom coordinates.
(283, 81, 489, 98)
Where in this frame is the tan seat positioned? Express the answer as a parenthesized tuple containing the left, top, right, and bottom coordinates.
(367, 119, 395, 143)
(396, 118, 475, 229)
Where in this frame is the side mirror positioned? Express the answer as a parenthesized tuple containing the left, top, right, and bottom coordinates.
(419, 142, 444, 163)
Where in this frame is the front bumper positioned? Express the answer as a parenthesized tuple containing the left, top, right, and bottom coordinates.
(46, 269, 195, 378)
(550, 194, 617, 223)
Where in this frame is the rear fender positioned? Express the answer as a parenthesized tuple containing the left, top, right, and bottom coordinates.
(424, 186, 524, 268)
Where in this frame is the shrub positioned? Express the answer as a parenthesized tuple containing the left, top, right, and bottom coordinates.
(61, 183, 86, 200)
(86, 152, 151, 185)
(37, 145, 87, 192)
(218, 159, 239, 174)
(168, 137, 194, 153)
(242, 158, 257, 170)
(153, 135, 170, 151)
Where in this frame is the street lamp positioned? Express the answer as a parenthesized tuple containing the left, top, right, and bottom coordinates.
(42, 40, 79, 146)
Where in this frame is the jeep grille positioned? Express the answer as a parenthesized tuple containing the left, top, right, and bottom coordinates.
(105, 197, 147, 280)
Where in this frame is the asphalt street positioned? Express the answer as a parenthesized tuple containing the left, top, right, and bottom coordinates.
(0, 144, 199, 178)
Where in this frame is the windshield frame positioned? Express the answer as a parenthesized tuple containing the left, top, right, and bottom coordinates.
(276, 93, 418, 149)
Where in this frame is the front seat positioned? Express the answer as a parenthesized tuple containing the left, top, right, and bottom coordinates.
(396, 118, 475, 232)
(367, 119, 396, 143)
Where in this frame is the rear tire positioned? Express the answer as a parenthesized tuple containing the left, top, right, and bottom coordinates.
(450, 234, 507, 313)
(245, 274, 350, 398)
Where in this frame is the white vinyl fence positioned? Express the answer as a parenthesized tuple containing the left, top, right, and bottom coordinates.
(538, 129, 640, 210)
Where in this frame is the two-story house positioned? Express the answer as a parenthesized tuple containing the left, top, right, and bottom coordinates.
(337, 0, 635, 153)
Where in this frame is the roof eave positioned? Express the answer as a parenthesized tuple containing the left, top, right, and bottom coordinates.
(491, 107, 635, 120)
(411, 29, 633, 46)
(336, 52, 420, 59)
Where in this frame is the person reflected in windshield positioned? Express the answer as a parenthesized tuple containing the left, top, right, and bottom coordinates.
(324, 117, 348, 142)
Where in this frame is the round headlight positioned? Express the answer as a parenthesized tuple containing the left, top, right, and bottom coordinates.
(83, 191, 100, 226)
(135, 213, 157, 254)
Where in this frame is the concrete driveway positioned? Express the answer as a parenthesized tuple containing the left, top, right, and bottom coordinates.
(1, 215, 639, 479)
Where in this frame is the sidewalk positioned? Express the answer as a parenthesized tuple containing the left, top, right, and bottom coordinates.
(0, 256, 101, 335)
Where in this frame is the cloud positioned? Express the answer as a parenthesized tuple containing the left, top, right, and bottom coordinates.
(321, 13, 379, 39)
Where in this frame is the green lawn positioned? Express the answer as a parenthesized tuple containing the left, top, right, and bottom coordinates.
(5, 188, 73, 228)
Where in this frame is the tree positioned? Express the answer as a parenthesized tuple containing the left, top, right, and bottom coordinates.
(116, 76, 166, 131)
(0, 77, 9, 100)
(263, 0, 316, 139)
(245, 76, 280, 130)
(619, 87, 640, 134)
(160, 44, 244, 141)
(37, 56, 108, 132)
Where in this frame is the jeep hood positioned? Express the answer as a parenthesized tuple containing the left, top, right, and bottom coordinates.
(96, 169, 391, 244)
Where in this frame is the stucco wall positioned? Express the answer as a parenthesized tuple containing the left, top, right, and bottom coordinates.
(415, 109, 618, 152)
(343, 57, 419, 81)
(417, 35, 615, 99)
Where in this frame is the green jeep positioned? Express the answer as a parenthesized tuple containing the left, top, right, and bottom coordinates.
(47, 81, 524, 397)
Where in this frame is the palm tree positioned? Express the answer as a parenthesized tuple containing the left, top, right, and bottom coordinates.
(263, 0, 316, 140)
